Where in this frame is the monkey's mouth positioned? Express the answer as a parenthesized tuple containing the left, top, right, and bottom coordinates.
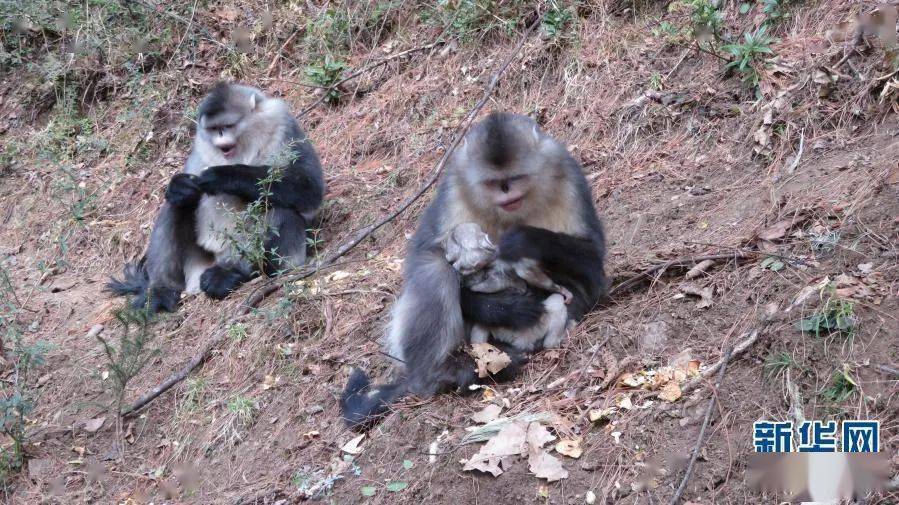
(499, 196, 524, 212)
(221, 146, 237, 158)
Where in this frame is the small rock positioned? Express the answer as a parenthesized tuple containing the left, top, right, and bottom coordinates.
(305, 405, 324, 416)
(689, 186, 711, 196)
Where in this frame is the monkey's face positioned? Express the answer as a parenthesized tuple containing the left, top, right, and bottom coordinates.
(197, 86, 262, 161)
(461, 159, 557, 219)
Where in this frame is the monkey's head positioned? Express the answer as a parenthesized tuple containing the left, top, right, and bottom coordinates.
(196, 82, 269, 160)
(453, 112, 567, 221)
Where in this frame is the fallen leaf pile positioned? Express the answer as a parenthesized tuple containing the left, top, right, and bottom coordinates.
(462, 420, 573, 481)
(617, 354, 702, 403)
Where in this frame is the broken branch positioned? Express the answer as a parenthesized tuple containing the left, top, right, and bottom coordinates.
(668, 345, 734, 505)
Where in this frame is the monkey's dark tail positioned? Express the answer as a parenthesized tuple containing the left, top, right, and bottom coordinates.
(340, 368, 408, 431)
(106, 259, 149, 297)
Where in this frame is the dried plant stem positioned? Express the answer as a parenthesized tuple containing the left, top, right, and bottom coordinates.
(669, 346, 734, 505)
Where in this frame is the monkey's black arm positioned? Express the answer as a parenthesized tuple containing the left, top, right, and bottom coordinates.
(197, 163, 323, 214)
(498, 225, 606, 319)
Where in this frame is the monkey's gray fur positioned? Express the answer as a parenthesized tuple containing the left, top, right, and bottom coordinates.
(109, 83, 324, 312)
(342, 112, 606, 430)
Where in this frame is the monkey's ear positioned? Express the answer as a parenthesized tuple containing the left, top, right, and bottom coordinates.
(249, 94, 257, 110)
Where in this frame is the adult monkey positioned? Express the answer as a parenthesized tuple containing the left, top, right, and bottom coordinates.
(108, 83, 324, 312)
(342, 112, 606, 429)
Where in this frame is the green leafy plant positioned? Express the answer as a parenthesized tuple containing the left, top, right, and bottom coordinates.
(221, 142, 303, 274)
(228, 322, 249, 342)
(682, 0, 723, 43)
(96, 306, 159, 415)
(764, 351, 799, 379)
(722, 25, 777, 89)
(542, 5, 575, 41)
(797, 297, 856, 338)
(762, 0, 797, 25)
(0, 263, 51, 482)
(422, 0, 533, 42)
(652, 20, 687, 42)
(809, 229, 840, 256)
(226, 395, 257, 425)
(822, 365, 857, 402)
(760, 256, 785, 271)
(305, 57, 348, 105)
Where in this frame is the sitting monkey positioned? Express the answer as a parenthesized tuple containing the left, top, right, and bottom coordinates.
(443, 222, 573, 351)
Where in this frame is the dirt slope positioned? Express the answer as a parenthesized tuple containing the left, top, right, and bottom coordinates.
(0, 1, 897, 503)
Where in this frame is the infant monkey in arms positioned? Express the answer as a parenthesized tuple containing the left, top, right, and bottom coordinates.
(443, 222, 573, 351)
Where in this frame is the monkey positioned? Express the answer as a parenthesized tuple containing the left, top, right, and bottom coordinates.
(443, 222, 573, 351)
(341, 112, 606, 429)
(108, 82, 324, 312)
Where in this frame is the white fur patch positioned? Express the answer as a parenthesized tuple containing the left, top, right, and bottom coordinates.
(195, 195, 246, 255)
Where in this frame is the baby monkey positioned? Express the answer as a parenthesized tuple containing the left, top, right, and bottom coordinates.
(443, 222, 573, 351)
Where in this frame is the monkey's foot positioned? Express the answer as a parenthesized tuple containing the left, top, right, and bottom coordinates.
(200, 266, 249, 300)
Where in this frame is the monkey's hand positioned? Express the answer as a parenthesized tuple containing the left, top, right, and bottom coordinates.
(166, 173, 202, 208)
(497, 225, 541, 262)
(194, 165, 232, 195)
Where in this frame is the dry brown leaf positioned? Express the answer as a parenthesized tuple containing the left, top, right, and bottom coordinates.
(757, 219, 797, 241)
(83, 417, 105, 433)
(679, 283, 714, 309)
(483, 421, 529, 457)
(262, 374, 280, 390)
(471, 404, 503, 424)
(686, 360, 701, 376)
(341, 434, 365, 455)
(588, 408, 615, 422)
(616, 395, 634, 410)
(463, 452, 504, 477)
(658, 382, 682, 402)
(525, 422, 555, 456)
(555, 439, 582, 459)
(217, 7, 239, 22)
(470, 343, 512, 377)
(528, 451, 569, 481)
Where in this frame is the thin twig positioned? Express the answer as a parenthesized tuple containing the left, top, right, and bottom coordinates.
(680, 325, 765, 396)
(669, 346, 734, 505)
(122, 334, 222, 417)
(785, 129, 804, 174)
(874, 364, 899, 377)
(166, 0, 199, 68)
(266, 28, 301, 76)
(126, 14, 546, 416)
(243, 13, 546, 307)
(609, 252, 752, 297)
